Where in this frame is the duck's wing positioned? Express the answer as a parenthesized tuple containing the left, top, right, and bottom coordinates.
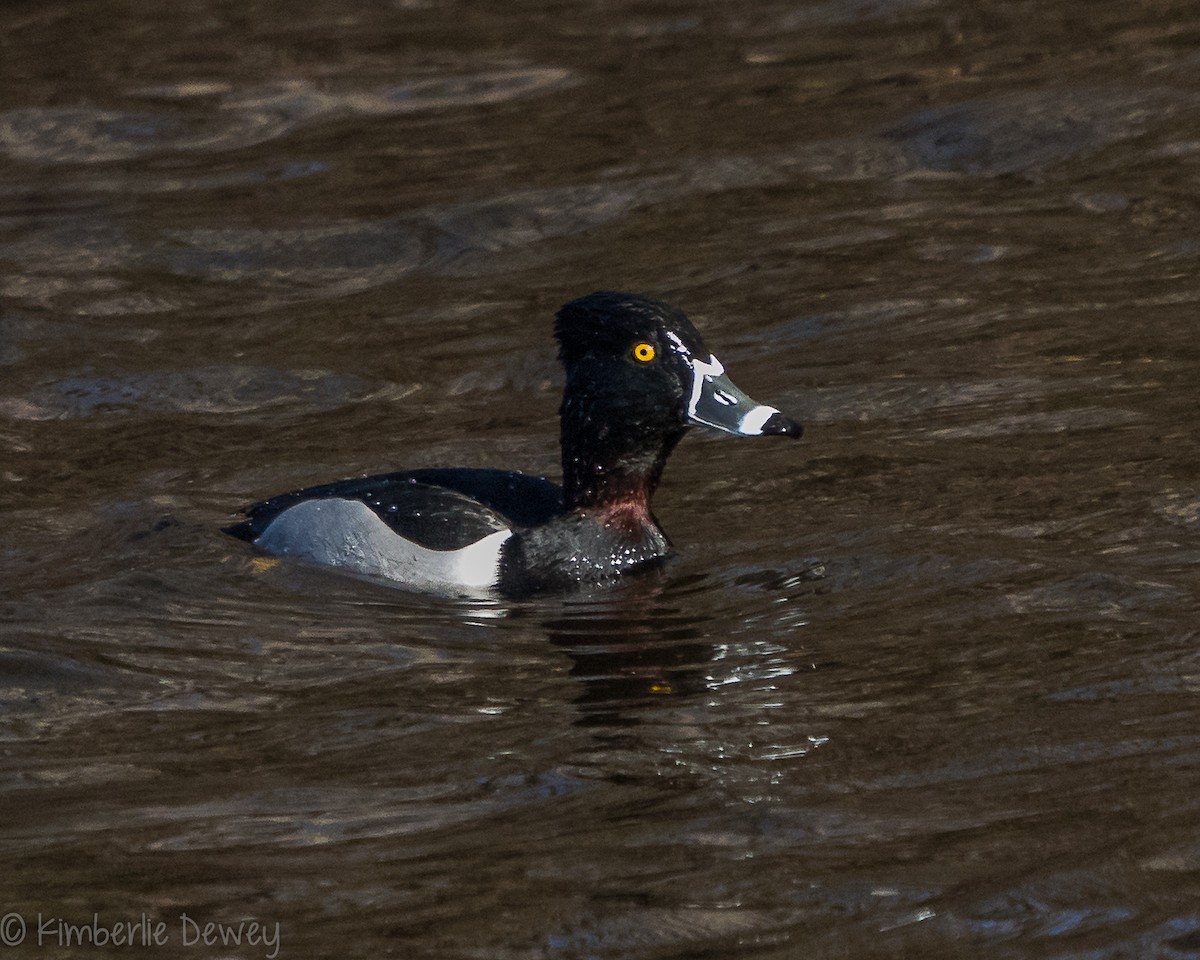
(225, 471, 559, 591)
(225, 469, 562, 547)
(398, 468, 562, 528)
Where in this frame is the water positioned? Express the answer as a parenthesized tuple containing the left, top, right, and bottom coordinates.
(3, 1, 1200, 957)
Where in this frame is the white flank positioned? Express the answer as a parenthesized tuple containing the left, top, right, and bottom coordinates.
(255, 499, 511, 593)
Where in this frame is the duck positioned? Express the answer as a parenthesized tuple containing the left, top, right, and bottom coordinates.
(225, 292, 802, 597)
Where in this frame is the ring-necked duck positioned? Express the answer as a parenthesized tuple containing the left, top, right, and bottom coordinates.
(225, 292, 802, 596)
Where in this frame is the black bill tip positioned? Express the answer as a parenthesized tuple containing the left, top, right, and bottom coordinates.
(759, 413, 803, 439)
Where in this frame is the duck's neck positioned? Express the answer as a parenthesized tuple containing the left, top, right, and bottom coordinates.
(560, 408, 685, 513)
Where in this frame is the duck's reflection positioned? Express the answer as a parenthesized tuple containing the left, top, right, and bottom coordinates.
(534, 575, 720, 726)
(357, 563, 818, 742)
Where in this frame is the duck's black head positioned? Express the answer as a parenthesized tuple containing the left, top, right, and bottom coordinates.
(553, 291, 802, 510)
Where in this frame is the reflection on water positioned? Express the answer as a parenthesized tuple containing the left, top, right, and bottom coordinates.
(0, 70, 575, 164)
(3, 0, 1200, 957)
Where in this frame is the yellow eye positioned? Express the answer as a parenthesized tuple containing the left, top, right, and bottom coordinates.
(632, 342, 656, 363)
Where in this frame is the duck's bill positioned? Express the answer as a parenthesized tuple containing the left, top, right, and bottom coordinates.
(686, 355, 803, 438)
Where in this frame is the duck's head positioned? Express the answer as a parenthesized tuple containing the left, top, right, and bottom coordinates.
(554, 291, 802, 508)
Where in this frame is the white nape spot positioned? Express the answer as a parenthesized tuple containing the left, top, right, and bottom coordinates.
(255, 499, 510, 593)
(738, 404, 779, 436)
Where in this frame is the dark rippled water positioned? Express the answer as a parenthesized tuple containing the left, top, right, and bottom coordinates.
(3, 1, 1200, 958)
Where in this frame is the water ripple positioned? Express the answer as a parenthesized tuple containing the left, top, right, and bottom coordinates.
(0, 69, 574, 164)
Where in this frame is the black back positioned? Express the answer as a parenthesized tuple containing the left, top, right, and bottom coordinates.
(225, 468, 563, 552)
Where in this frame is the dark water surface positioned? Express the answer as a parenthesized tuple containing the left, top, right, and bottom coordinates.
(3, 1, 1200, 957)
